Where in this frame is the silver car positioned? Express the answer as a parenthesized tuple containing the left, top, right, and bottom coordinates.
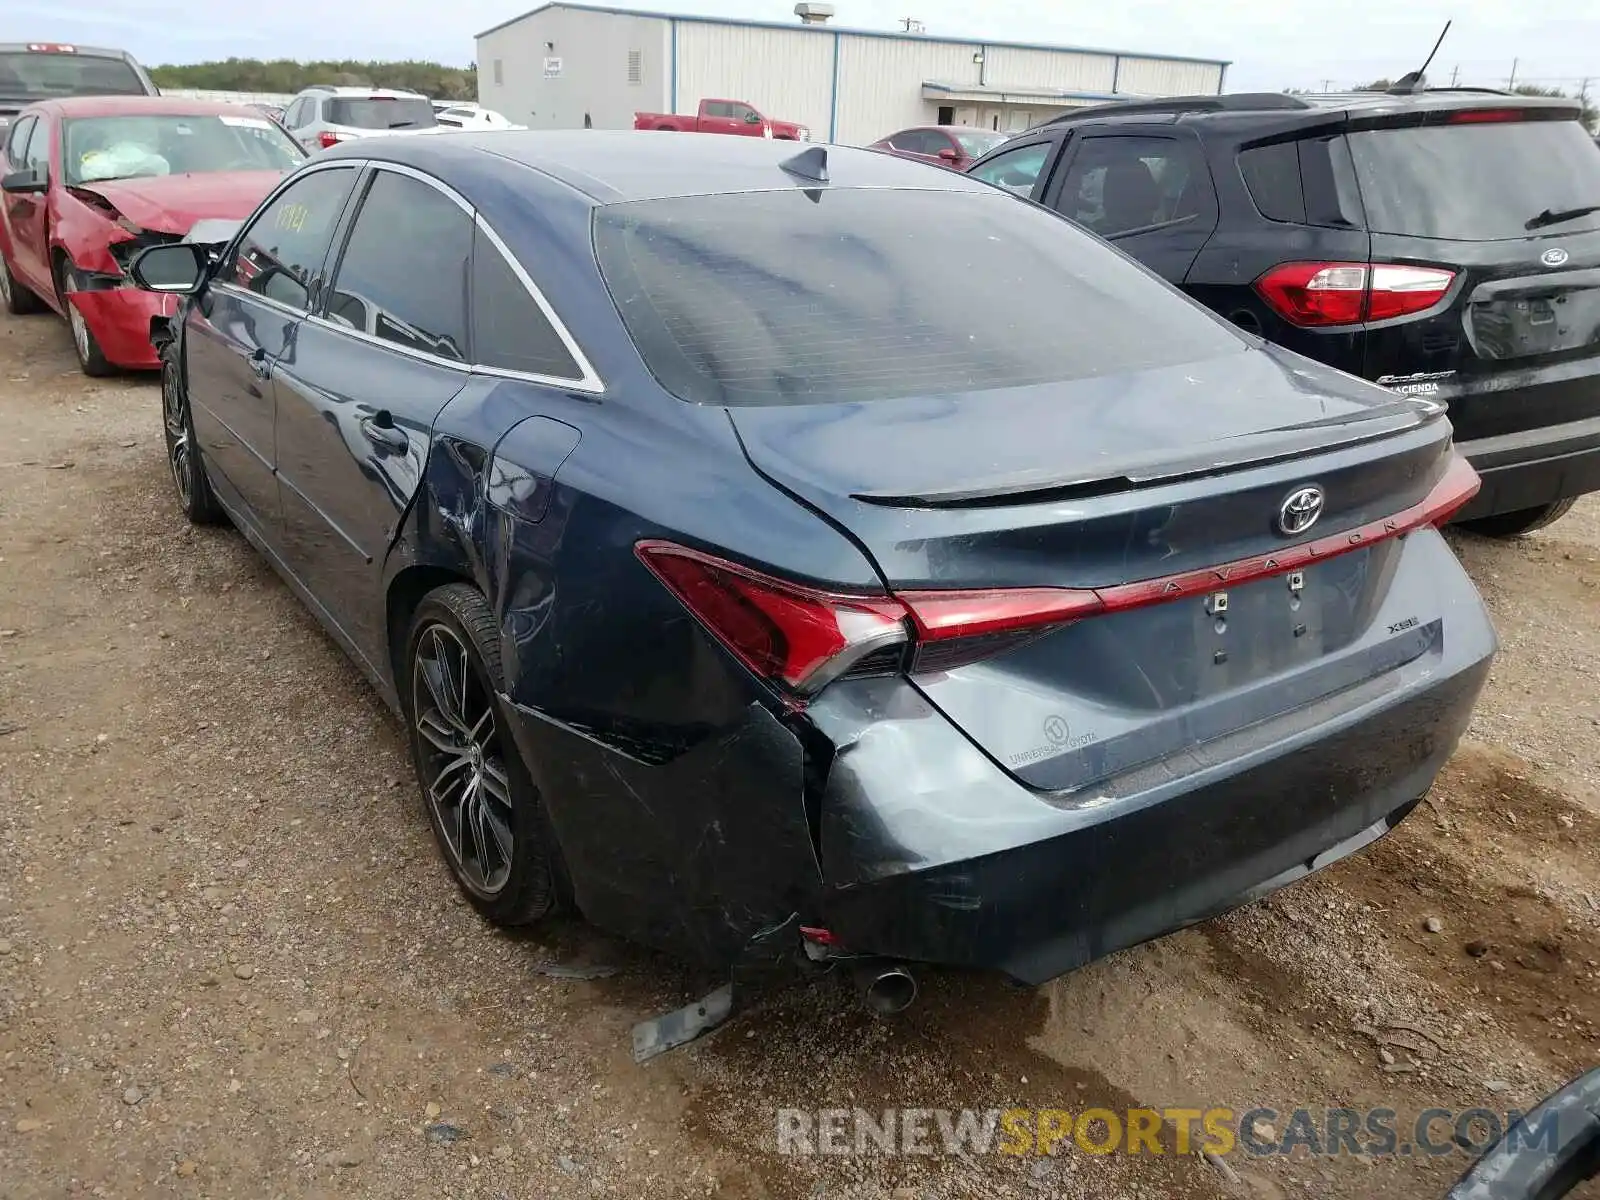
(280, 85, 438, 151)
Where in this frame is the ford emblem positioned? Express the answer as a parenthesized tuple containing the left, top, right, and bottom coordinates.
(1277, 485, 1325, 537)
(1541, 247, 1570, 267)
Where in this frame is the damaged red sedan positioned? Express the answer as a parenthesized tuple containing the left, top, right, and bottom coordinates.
(0, 96, 304, 374)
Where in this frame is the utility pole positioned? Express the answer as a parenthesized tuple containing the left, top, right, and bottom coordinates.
(1450, 64, 1459, 86)
(1507, 57, 1518, 89)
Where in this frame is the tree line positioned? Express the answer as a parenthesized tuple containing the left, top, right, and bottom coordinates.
(149, 59, 478, 101)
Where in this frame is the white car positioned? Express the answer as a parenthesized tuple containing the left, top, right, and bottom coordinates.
(431, 102, 526, 131)
(281, 85, 439, 150)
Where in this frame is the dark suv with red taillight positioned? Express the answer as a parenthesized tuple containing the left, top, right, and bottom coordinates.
(967, 89, 1600, 537)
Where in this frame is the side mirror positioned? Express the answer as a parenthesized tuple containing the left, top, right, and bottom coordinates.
(129, 242, 211, 294)
(1, 167, 47, 195)
(937, 147, 960, 163)
(744, 112, 762, 124)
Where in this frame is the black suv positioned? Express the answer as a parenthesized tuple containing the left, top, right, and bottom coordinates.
(968, 90, 1600, 537)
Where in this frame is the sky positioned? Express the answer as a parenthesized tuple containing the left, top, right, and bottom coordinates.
(13, 0, 1600, 94)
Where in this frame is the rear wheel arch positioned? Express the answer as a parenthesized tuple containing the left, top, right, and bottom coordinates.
(386, 564, 478, 701)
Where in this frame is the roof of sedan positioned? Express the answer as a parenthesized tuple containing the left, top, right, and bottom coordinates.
(343, 130, 994, 203)
(22, 95, 275, 118)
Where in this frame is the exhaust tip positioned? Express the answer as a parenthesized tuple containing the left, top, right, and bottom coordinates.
(856, 962, 918, 1016)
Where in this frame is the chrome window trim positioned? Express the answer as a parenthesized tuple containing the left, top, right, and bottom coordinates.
(211, 279, 313, 322)
(303, 310, 472, 373)
(210, 157, 605, 394)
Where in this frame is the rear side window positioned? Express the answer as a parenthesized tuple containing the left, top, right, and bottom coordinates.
(593, 188, 1246, 407)
(1238, 142, 1305, 224)
(1350, 118, 1600, 241)
(1052, 135, 1215, 238)
(326, 97, 436, 130)
(891, 130, 947, 155)
(470, 226, 582, 380)
(326, 170, 472, 361)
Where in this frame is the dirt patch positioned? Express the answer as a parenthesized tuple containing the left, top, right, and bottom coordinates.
(3, 304, 1600, 1200)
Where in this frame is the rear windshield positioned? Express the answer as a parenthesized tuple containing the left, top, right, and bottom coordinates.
(593, 187, 1246, 406)
(325, 97, 436, 130)
(1349, 118, 1600, 241)
(0, 51, 147, 99)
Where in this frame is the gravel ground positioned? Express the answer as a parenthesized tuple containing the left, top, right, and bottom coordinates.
(1, 306, 1597, 1199)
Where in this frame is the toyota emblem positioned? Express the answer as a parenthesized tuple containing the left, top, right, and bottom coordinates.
(1541, 247, 1570, 267)
(1277, 485, 1325, 537)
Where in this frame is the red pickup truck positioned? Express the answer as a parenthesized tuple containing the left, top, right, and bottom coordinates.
(634, 98, 809, 140)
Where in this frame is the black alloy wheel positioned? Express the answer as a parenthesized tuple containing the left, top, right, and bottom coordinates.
(406, 583, 564, 924)
(160, 346, 226, 525)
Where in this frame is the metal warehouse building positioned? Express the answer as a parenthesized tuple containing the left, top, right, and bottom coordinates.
(475, 2, 1228, 144)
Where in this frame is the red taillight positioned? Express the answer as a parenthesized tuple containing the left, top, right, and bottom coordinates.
(1419, 453, 1482, 525)
(1446, 108, 1525, 124)
(317, 131, 345, 148)
(634, 542, 907, 695)
(637, 458, 1478, 698)
(26, 43, 76, 53)
(1255, 262, 1455, 327)
(1367, 264, 1457, 320)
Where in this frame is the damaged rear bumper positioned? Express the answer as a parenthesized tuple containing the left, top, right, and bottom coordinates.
(497, 535, 1494, 989)
(67, 286, 177, 370)
(809, 656, 1486, 985)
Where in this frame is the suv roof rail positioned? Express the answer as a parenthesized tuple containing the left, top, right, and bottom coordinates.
(1041, 92, 1311, 125)
(304, 83, 337, 92)
(1418, 85, 1512, 96)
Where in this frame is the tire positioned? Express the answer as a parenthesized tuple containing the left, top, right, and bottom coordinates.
(0, 249, 45, 315)
(405, 583, 568, 926)
(56, 261, 115, 377)
(160, 343, 227, 525)
(1456, 498, 1578, 539)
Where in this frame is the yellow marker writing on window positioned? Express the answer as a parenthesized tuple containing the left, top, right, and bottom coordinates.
(275, 204, 310, 233)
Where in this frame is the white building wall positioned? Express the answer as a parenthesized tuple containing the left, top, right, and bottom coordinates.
(1115, 56, 1224, 96)
(476, 7, 668, 130)
(476, 5, 1226, 142)
(673, 24, 834, 139)
(833, 35, 980, 146)
(981, 47, 1116, 93)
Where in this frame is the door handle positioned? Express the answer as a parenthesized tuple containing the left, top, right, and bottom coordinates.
(360, 413, 409, 453)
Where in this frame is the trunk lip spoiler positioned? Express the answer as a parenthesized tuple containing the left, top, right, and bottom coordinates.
(848, 399, 1445, 508)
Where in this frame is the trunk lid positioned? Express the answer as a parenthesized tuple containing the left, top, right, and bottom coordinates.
(730, 344, 1449, 588)
(730, 345, 1461, 792)
(1349, 112, 1600, 440)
